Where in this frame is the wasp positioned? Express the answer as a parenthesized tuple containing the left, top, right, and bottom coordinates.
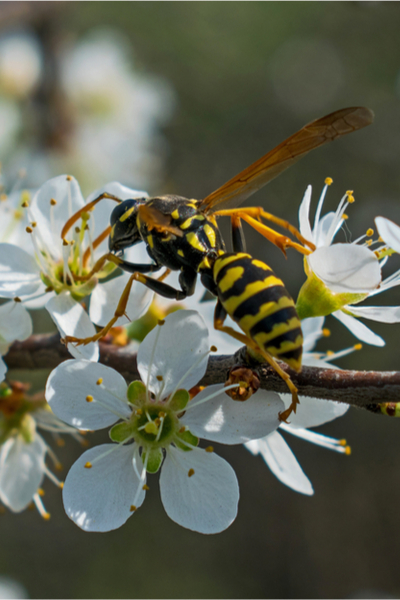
(62, 107, 374, 421)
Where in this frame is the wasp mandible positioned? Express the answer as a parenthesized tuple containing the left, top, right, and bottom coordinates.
(62, 107, 374, 421)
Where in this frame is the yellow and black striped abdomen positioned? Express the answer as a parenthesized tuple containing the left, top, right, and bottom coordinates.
(213, 253, 303, 371)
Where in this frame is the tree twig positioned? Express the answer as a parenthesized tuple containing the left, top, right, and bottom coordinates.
(4, 333, 400, 413)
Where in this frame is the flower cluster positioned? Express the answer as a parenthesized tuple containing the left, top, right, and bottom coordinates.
(0, 172, 399, 535)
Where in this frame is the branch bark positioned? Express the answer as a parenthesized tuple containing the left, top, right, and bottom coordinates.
(4, 333, 400, 413)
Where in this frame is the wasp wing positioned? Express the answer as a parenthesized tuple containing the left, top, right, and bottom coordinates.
(198, 107, 374, 214)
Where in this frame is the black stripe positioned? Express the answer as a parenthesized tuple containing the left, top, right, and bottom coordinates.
(260, 327, 303, 352)
(215, 255, 273, 287)
(275, 347, 303, 363)
(232, 287, 293, 320)
(249, 306, 299, 337)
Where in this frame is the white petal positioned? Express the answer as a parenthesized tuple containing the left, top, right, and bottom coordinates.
(315, 212, 340, 247)
(245, 431, 313, 495)
(345, 304, 400, 323)
(30, 175, 85, 261)
(301, 317, 325, 353)
(45, 359, 130, 430)
(160, 446, 239, 534)
(138, 310, 209, 398)
(280, 394, 349, 428)
(0, 356, 7, 382)
(194, 300, 243, 354)
(298, 185, 313, 243)
(63, 444, 145, 532)
(89, 272, 153, 327)
(333, 310, 385, 346)
(0, 434, 46, 512)
(46, 293, 99, 361)
(375, 216, 400, 254)
(183, 386, 283, 444)
(308, 244, 381, 293)
(0, 243, 41, 297)
(0, 301, 32, 343)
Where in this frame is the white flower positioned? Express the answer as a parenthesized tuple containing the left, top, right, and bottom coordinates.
(0, 300, 32, 383)
(297, 180, 399, 346)
(0, 175, 153, 360)
(245, 316, 352, 495)
(0, 382, 78, 517)
(45, 310, 284, 534)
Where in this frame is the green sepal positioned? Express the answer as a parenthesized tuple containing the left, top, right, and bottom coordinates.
(169, 389, 190, 412)
(142, 447, 163, 473)
(69, 278, 98, 301)
(174, 429, 199, 451)
(296, 269, 367, 320)
(127, 381, 147, 406)
(109, 421, 134, 443)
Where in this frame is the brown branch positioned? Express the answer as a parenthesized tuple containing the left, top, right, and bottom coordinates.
(4, 334, 400, 413)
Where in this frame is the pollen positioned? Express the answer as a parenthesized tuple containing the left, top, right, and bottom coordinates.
(205, 446, 214, 453)
(188, 468, 195, 477)
(84, 462, 92, 469)
(130, 505, 137, 512)
(50, 198, 57, 206)
(86, 395, 94, 403)
(366, 228, 374, 237)
(142, 484, 150, 491)
(96, 378, 103, 385)
(322, 328, 330, 337)
(325, 177, 333, 186)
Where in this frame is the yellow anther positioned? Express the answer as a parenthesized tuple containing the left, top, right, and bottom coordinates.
(322, 328, 330, 337)
(59, 482, 64, 489)
(366, 228, 374, 237)
(14, 297, 21, 303)
(326, 350, 334, 357)
(25, 226, 33, 233)
(96, 378, 103, 385)
(0, 193, 7, 201)
(66, 175, 72, 181)
(50, 198, 57, 206)
(130, 505, 137, 512)
(158, 319, 165, 326)
(179, 426, 186, 433)
(324, 177, 333, 186)
(142, 484, 150, 491)
(43, 512, 51, 521)
(75, 226, 80, 234)
(155, 418, 161, 427)
(347, 195, 355, 204)
(346, 190, 354, 195)
(188, 468, 195, 477)
(354, 343, 362, 350)
(159, 411, 166, 418)
(84, 462, 92, 469)
(56, 438, 65, 447)
(31, 221, 37, 228)
(366, 239, 372, 246)
(210, 345, 218, 352)
(205, 446, 214, 453)
(55, 462, 63, 471)
(62, 239, 69, 246)
(21, 201, 29, 208)
(86, 395, 93, 403)
(156, 375, 163, 381)
(339, 439, 347, 446)
(345, 446, 351, 456)
(38, 488, 45, 496)
(136, 408, 143, 415)
(342, 214, 349, 220)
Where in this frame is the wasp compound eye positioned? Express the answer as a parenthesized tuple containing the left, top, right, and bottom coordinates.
(109, 199, 142, 251)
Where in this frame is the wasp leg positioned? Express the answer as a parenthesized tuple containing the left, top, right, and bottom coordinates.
(214, 300, 300, 423)
(64, 267, 197, 347)
(214, 207, 315, 255)
(61, 192, 122, 240)
(231, 215, 246, 253)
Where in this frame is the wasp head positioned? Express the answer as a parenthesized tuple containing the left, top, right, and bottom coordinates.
(109, 198, 145, 252)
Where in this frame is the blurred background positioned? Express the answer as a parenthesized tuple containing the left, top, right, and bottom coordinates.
(1, 2, 400, 598)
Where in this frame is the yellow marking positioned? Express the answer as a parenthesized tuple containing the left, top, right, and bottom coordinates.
(218, 267, 245, 293)
(222, 275, 285, 314)
(251, 258, 273, 271)
(213, 253, 250, 279)
(199, 256, 211, 269)
(177, 249, 184, 257)
(120, 206, 136, 222)
(252, 317, 301, 347)
(181, 215, 205, 230)
(147, 234, 154, 248)
(203, 224, 216, 248)
(171, 209, 180, 219)
(186, 231, 206, 252)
